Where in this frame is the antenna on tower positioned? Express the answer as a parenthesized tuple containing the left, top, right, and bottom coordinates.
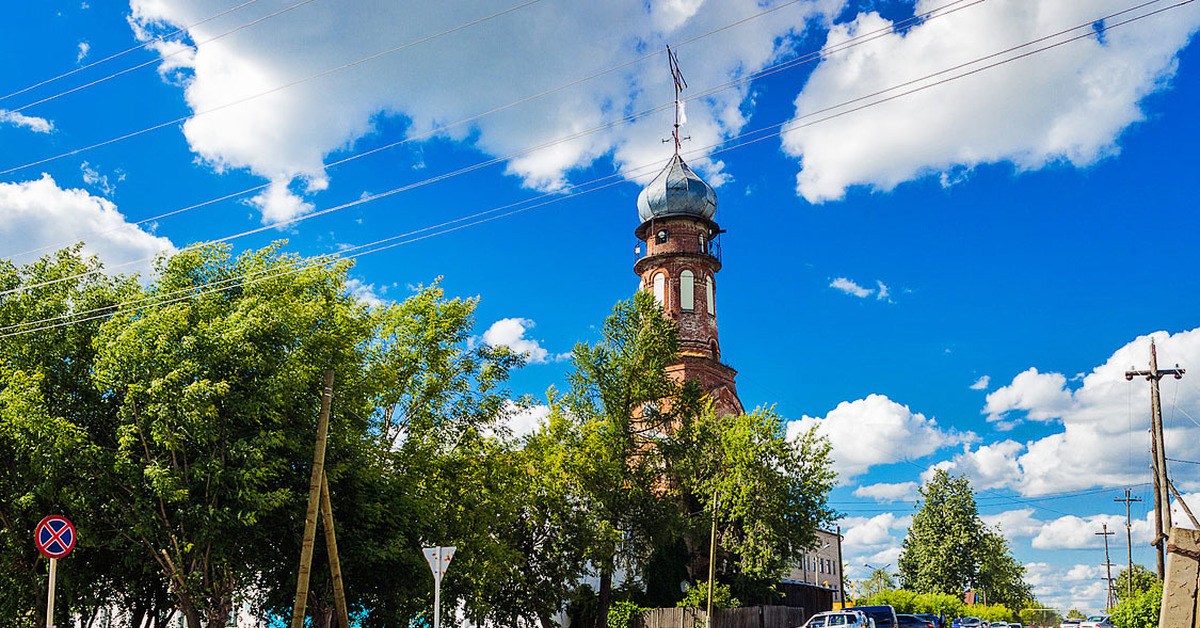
(666, 45, 690, 153)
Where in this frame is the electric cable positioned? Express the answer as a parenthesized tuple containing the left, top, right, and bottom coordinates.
(5, 0, 321, 116)
(1, 0, 982, 275)
(0, 0, 267, 104)
(0, 0, 544, 177)
(1, 0, 980, 267)
(1, 0, 1192, 337)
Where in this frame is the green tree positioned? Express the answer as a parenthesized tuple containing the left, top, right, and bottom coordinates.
(0, 246, 154, 627)
(669, 404, 835, 603)
(898, 470, 1032, 610)
(549, 291, 688, 627)
(1113, 564, 1158, 601)
(1110, 582, 1161, 628)
(87, 244, 520, 627)
(862, 567, 897, 598)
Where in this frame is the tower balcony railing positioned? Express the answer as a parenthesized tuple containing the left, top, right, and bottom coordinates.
(634, 234, 722, 264)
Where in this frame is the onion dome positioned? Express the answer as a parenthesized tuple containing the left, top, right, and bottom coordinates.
(636, 153, 717, 223)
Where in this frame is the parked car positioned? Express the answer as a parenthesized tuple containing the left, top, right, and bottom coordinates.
(897, 614, 935, 628)
(914, 614, 944, 628)
(799, 610, 872, 627)
(1079, 616, 1114, 628)
(951, 619, 982, 628)
(844, 605, 899, 628)
(1059, 620, 1082, 628)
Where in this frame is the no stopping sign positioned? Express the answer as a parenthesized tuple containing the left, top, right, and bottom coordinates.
(35, 515, 76, 559)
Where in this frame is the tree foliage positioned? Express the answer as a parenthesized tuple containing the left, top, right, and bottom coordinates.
(1113, 564, 1158, 601)
(1109, 582, 1161, 628)
(898, 470, 1033, 611)
(533, 292, 836, 625)
(1, 244, 523, 627)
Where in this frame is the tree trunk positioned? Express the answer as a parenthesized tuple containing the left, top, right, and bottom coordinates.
(130, 605, 147, 628)
(595, 561, 614, 628)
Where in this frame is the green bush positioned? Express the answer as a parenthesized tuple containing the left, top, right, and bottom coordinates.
(1110, 583, 1162, 628)
(609, 600, 648, 628)
(967, 603, 1014, 622)
(677, 583, 740, 610)
(862, 590, 965, 617)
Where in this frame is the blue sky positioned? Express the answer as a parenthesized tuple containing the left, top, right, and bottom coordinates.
(3, 0, 1200, 614)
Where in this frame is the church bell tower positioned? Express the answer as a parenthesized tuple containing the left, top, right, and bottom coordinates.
(633, 52, 743, 417)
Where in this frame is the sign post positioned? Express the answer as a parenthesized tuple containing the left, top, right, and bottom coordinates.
(422, 546, 456, 628)
(35, 515, 77, 628)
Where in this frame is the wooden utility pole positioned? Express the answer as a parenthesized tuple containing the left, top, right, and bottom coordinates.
(291, 370, 350, 628)
(1125, 338, 1185, 578)
(1114, 490, 1141, 599)
(1097, 524, 1116, 610)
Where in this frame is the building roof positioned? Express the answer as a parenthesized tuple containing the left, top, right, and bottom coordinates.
(636, 153, 718, 223)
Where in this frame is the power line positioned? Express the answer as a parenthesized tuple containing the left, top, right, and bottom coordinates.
(1, 0, 979, 266)
(0, 0, 545, 178)
(1, 0, 1192, 338)
(0, 0, 981, 279)
(0, 0, 268, 104)
(5, 0, 321, 117)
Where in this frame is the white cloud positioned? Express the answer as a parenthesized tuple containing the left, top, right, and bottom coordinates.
(1024, 562, 1109, 613)
(81, 162, 124, 197)
(481, 317, 567, 365)
(984, 367, 1073, 427)
(924, 440, 1025, 491)
(981, 508, 1042, 538)
(506, 403, 550, 440)
(787, 393, 974, 480)
(0, 110, 54, 133)
(840, 513, 910, 579)
(127, 0, 845, 222)
(829, 277, 873, 298)
(344, 277, 388, 308)
(781, 0, 1200, 202)
(875, 280, 890, 301)
(0, 174, 175, 276)
(970, 375, 990, 390)
(246, 180, 315, 226)
(853, 481, 919, 503)
(1031, 513, 1130, 550)
(77, 41, 90, 63)
(932, 329, 1200, 496)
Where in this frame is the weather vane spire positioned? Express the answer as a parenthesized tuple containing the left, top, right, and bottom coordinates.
(667, 45, 688, 154)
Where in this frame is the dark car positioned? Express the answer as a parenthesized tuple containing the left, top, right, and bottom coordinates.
(914, 614, 944, 628)
(844, 605, 899, 628)
(897, 614, 935, 628)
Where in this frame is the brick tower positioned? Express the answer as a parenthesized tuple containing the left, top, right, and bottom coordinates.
(634, 153, 743, 418)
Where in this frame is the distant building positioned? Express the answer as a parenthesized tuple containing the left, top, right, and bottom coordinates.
(780, 528, 845, 609)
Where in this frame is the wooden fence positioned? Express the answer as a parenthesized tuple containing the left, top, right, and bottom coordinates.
(636, 605, 808, 628)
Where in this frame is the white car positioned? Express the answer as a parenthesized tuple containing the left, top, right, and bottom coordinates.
(1079, 616, 1114, 628)
(801, 610, 874, 627)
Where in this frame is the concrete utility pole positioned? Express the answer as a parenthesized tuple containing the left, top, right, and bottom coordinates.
(1125, 338, 1185, 579)
(1114, 490, 1142, 599)
(1097, 524, 1116, 610)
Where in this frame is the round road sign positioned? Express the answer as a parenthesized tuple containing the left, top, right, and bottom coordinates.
(35, 515, 76, 559)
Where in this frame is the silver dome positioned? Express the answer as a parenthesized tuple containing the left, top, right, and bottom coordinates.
(636, 154, 717, 223)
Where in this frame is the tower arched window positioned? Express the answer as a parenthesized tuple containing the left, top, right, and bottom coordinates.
(653, 273, 666, 307)
(698, 233, 706, 253)
(706, 274, 715, 315)
(680, 270, 695, 311)
(656, 229, 669, 244)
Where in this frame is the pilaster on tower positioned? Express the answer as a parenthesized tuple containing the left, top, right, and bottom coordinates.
(634, 154, 743, 417)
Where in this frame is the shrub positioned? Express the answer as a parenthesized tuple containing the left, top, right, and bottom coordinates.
(1110, 583, 1162, 628)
